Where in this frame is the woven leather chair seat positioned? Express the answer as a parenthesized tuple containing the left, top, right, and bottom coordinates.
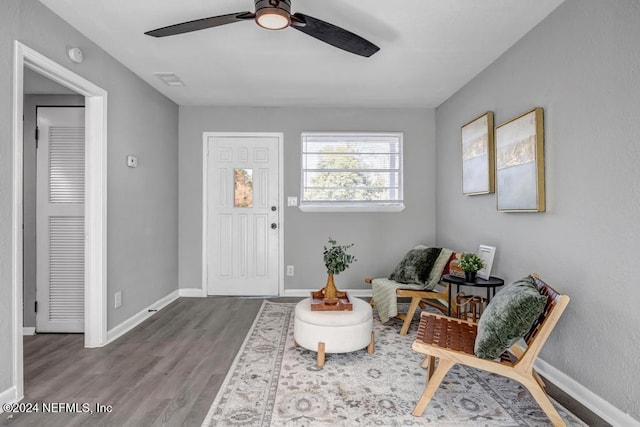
(416, 314, 476, 355)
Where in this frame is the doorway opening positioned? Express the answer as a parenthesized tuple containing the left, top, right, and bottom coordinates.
(23, 94, 86, 334)
(11, 41, 108, 402)
(35, 105, 86, 332)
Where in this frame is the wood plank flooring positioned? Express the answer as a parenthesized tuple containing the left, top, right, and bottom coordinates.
(3, 296, 607, 426)
(3, 297, 264, 427)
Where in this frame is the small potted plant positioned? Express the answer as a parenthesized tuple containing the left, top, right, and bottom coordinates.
(458, 253, 484, 283)
(322, 238, 357, 301)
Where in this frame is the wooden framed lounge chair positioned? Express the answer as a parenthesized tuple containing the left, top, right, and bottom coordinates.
(411, 274, 570, 426)
(364, 277, 454, 335)
(364, 246, 458, 335)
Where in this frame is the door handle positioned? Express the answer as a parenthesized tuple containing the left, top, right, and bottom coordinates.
(271, 223, 278, 229)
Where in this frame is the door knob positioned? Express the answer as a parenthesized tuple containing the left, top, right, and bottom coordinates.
(271, 223, 278, 229)
(271, 206, 277, 211)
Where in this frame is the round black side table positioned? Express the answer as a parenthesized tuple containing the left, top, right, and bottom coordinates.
(441, 274, 505, 317)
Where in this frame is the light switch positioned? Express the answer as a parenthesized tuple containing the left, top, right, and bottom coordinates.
(287, 196, 298, 207)
(127, 155, 138, 168)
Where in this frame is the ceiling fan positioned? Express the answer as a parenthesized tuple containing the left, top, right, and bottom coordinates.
(145, 0, 380, 57)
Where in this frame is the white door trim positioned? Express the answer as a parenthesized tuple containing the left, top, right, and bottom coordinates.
(11, 41, 108, 401)
(201, 132, 284, 297)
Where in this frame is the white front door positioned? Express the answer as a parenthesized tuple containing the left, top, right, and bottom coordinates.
(206, 133, 281, 296)
(36, 107, 85, 333)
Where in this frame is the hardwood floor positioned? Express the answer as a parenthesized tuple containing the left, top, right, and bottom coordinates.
(4, 297, 264, 427)
(4, 296, 607, 426)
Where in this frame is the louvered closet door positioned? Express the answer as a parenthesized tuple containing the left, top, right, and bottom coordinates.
(36, 107, 85, 333)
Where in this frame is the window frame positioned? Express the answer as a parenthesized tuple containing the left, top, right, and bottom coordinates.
(299, 131, 405, 212)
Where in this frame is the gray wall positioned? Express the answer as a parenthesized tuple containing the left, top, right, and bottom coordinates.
(435, 0, 640, 419)
(23, 95, 85, 329)
(0, 0, 179, 394)
(24, 68, 76, 94)
(179, 107, 437, 292)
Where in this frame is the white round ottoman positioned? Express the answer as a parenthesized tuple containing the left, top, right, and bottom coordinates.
(294, 297, 374, 367)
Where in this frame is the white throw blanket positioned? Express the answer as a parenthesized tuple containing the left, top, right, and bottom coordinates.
(372, 248, 452, 323)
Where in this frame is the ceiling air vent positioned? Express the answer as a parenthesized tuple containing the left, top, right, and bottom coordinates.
(153, 72, 185, 87)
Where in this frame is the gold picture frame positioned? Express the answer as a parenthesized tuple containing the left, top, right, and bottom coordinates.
(495, 108, 545, 212)
(462, 112, 494, 195)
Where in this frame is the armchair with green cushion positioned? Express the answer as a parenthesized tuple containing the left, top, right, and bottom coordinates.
(365, 246, 457, 335)
(411, 274, 570, 426)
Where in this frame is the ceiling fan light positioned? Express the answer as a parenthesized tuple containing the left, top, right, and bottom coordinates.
(256, 8, 290, 30)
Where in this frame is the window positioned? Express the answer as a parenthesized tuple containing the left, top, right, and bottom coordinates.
(300, 132, 404, 212)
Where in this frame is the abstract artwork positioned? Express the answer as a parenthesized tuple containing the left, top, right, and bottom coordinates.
(495, 108, 545, 212)
(462, 112, 494, 195)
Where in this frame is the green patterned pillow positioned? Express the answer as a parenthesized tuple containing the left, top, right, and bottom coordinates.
(474, 276, 547, 359)
(388, 247, 442, 285)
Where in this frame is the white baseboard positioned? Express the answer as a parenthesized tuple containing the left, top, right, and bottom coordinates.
(535, 358, 640, 427)
(283, 288, 373, 298)
(22, 327, 35, 336)
(179, 288, 206, 297)
(0, 386, 18, 411)
(106, 290, 179, 345)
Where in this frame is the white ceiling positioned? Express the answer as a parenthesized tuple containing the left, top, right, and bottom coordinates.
(39, 0, 564, 108)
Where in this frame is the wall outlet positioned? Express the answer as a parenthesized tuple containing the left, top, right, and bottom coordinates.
(114, 291, 122, 308)
(286, 265, 295, 276)
(127, 155, 138, 168)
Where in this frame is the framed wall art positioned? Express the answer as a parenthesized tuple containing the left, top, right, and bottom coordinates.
(462, 112, 494, 195)
(495, 108, 545, 212)
(476, 245, 496, 280)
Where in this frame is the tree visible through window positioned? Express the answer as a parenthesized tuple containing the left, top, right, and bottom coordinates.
(301, 133, 403, 211)
(234, 168, 253, 208)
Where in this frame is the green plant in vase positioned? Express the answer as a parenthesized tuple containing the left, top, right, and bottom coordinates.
(322, 238, 357, 300)
(459, 252, 484, 283)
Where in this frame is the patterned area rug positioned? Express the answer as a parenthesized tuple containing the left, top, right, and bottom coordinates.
(202, 301, 585, 426)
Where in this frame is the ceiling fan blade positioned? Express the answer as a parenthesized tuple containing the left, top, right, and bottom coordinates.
(145, 12, 255, 37)
(290, 13, 379, 57)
